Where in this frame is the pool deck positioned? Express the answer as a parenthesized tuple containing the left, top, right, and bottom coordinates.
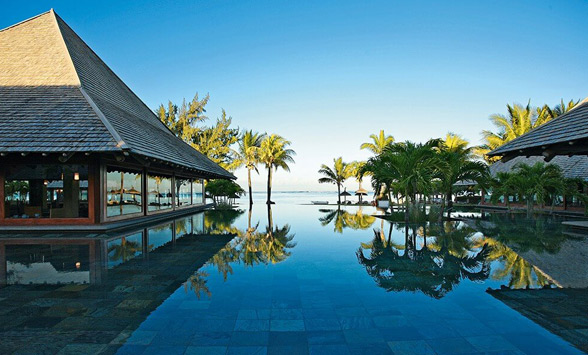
(488, 287, 588, 353)
(562, 220, 588, 230)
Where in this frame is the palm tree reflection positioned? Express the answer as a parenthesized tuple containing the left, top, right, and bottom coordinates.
(357, 220, 554, 298)
(357, 223, 491, 299)
(319, 207, 376, 233)
(184, 206, 296, 299)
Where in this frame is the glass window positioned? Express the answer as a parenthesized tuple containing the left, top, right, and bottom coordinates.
(4, 164, 88, 219)
(106, 168, 142, 217)
(192, 179, 204, 205)
(148, 174, 172, 212)
(176, 178, 192, 207)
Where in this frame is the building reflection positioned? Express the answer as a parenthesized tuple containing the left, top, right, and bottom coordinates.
(0, 211, 212, 288)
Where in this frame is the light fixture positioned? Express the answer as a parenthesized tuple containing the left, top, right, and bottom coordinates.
(43, 180, 49, 186)
(75, 262, 81, 269)
(74, 172, 80, 181)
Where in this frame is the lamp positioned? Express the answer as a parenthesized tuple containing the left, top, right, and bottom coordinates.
(74, 172, 80, 181)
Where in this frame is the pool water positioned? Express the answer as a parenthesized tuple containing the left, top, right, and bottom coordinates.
(0, 203, 584, 354)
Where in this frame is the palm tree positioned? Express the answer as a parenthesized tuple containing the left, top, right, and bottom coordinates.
(443, 132, 470, 153)
(259, 134, 296, 204)
(436, 137, 488, 220)
(318, 157, 351, 205)
(229, 130, 266, 206)
(362, 140, 441, 223)
(360, 130, 395, 155)
(348, 161, 368, 203)
(511, 162, 564, 214)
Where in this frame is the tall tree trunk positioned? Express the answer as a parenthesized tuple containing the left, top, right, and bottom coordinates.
(337, 183, 341, 205)
(248, 168, 253, 206)
(404, 191, 410, 224)
(266, 166, 272, 204)
(248, 207, 253, 232)
(438, 197, 445, 223)
(267, 205, 273, 232)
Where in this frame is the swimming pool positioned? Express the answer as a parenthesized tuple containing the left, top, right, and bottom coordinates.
(0, 203, 584, 354)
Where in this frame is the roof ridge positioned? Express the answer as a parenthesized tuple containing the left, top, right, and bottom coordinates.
(78, 86, 129, 150)
(0, 9, 53, 33)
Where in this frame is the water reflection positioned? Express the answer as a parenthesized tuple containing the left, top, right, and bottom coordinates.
(319, 207, 376, 233)
(187, 206, 296, 296)
(357, 221, 553, 299)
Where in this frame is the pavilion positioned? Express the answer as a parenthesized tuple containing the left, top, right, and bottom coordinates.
(0, 10, 234, 229)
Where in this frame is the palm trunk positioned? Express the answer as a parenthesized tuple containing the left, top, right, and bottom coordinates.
(267, 166, 272, 204)
(404, 190, 410, 224)
(267, 205, 274, 231)
(438, 197, 445, 223)
(337, 183, 341, 205)
(248, 168, 253, 206)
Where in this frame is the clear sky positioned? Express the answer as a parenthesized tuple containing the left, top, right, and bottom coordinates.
(2, 0, 587, 192)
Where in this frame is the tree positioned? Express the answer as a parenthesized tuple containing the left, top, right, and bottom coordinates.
(229, 130, 266, 206)
(156, 93, 209, 142)
(206, 179, 245, 206)
(436, 136, 488, 220)
(511, 162, 564, 214)
(360, 130, 395, 155)
(193, 110, 239, 170)
(156, 94, 239, 170)
(318, 157, 351, 205)
(362, 140, 441, 223)
(348, 161, 368, 203)
(259, 134, 295, 204)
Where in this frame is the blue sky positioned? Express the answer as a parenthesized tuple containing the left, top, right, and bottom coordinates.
(2, 0, 587, 191)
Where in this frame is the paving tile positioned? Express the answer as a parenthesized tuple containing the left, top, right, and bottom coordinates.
(227, 345, 268, 355)
(123, 330, 158, 345)
(191, 331, 232, 346)
(425, 337, 477, 355)
(268, 345, 309, 355)
(230, 331, 270, 346)
(347, 342, 392, 354)
(141, 345, 187, 355)
(387, 340, 435, 354)
(238, 309, 271, 320)
(271, 308, 304, 320)
(338, 316, 375, 330)
(304, 318, 341, 331)
(343, 329, 386, 344)
(465, 335, 518, 352)
(185, 346, 227, 355)
(373, 315, 409, 328)
(309, 344, 350, 355)
(307, 331, 346, 345)
(235, 319, 271, 332)
(56, 343, 107, 355)
(269, 331, 308, 346)
(270, 319, 305, 331)
(378, 326, 423, 341)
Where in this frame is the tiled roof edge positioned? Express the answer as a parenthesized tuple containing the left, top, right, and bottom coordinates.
(0, 9, 53, 33)
(488, 98, 588, 156)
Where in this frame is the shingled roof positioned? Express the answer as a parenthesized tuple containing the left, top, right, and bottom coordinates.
(489, 155, 588, 180)
(0, 10, 234, 180)
(488, 98, 588, 160)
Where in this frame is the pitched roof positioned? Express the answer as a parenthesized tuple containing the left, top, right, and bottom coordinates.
(488, 98, 588, 158)
(0, 10, 234, 179)
(489, 155, 588, 180)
